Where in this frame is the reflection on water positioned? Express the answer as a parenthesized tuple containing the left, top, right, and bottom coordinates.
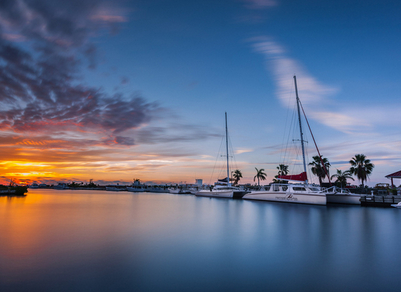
(1, 190, 401, 291)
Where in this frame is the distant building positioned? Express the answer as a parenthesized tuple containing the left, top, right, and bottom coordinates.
(195, 179, 203, 186)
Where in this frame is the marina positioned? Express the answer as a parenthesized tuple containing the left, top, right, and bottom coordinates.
(2, 189, 401, 292)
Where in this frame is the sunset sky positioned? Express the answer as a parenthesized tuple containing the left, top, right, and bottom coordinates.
(0, 0, 400, 186)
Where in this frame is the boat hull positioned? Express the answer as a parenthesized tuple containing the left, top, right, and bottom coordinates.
(195, 190, 234, 198)
(326, 193, 361, 205)
(243, 191, 326, 205)
(127, 187, 145, 192)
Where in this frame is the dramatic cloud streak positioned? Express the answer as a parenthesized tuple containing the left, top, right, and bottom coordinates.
(0, 0, 223, 184)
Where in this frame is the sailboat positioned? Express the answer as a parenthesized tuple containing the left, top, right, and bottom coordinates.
(195, 113, 243, 198)
(243, 76, 327, 205)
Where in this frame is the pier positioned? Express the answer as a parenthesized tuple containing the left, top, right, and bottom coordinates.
(360, 195, 401, 207)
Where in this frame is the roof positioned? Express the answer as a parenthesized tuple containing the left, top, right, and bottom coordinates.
(385, 170, 401, 178)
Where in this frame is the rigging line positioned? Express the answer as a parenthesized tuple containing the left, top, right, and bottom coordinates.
(298, 99, 332, 185)
(227, 132, 237, 170)
(281, 87, 297, 167)
(208, 136, 225, 185)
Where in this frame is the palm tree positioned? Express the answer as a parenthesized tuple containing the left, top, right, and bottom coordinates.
(254, 168, 267, 186)
(349, 154, 374, 186)
(232, 169, 243, 185)
(276, 164, 289, 176)
(309, 155, 330, 186)
(330, 169, 354, 188)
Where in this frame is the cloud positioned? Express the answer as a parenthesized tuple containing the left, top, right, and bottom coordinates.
(252, 37, 338, 106)
(0, 1, 163, 147)
(235, 148, 253, 154)
(250, 36, 382, 135)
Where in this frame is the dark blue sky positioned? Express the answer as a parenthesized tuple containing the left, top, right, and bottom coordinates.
(0, 0, 400, 185)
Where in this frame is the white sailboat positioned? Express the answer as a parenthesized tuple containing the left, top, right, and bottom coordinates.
(195, 112, 241, 198)
(243, 76, 327, 205)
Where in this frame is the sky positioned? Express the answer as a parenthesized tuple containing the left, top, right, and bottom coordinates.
(0, 0, 401, 186)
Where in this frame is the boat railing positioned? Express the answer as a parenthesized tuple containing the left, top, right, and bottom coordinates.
(324, 186, 351, 194)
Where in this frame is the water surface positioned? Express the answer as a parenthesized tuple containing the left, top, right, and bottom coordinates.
(1, 189, 401, 291)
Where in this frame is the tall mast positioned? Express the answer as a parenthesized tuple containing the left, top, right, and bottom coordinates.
(293, 75, 308, 184)
(225, 112, 230, 186)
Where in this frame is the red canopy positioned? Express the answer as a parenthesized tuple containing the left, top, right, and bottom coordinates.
(385, 170, 401, 187)
(385, 170, 401, 178)
(277, 172, 307, 182)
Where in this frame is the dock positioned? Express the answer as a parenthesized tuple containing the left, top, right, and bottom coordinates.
(360, 195, 401, 207)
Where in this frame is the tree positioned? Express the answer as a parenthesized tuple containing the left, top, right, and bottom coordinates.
(330, 169, 354, 188)
(254, 168, 267, 186)
(232, 169, 243, 185)
(273, 164, 289, 183)
(349, 154, 374, 186)
(309, 155, 330, 186)
(276, 164, 289, 176)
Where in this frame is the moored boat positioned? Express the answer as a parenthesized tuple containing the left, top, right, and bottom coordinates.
(127, 186, 146, 192)
(106, 186, 126, 192)
(196, 184, 243, 198)
(244, 76, 329, 205)
(243, 183, 326, 205)
(325, 187, 361, 205)
(195, 112, 242, 198)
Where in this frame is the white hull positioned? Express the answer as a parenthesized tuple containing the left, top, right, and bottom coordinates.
(169, 189, 181, 194)
(243, 191, 326, 205)
(243, 184, 327, 205)
(326, 193, 361, 205)
(127, 187, 145, 192)
(195, 190, 234, 198)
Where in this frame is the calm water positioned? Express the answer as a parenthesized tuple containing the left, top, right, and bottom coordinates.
(1, 189, 401, 292)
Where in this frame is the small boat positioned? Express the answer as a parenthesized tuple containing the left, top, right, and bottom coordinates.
(391, 202, 401, 208)
(127, 186, 146, 192)
(169, 188, 181, 194)
(147, 186, 169, 193)
(196, 184, 242, 198)
(54, 183, 69, 190)
(326, 187, 361, 205)
(169, 186, 192, 194)
(106, 186, 126, 192)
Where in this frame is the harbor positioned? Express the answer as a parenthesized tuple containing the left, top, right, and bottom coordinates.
(2, 188, 401, 292)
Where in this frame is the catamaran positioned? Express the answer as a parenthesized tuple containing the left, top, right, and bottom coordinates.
(195, 112, 244, 199)
(243, 76, 328, 205)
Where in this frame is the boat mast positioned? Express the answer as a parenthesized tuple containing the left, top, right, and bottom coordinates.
(225, 112, 230, 186)
(293, 75, 308, 184)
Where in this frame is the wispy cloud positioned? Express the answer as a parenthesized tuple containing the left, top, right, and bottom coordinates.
(235, 148, 253, 154)
(252, 37, 338, 106)
(250, 36, 380, 135)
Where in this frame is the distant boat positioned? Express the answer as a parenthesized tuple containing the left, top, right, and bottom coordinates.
(54, 183, 69, 190)
(106, 186, 126, 192)
(195, 112, 242, 199)
(29, 183, 39, 189)
(147, 186, 169, 193)
(243, 76, 328, 205)
(169, 186, 192, 194)
(127, 186, 146, 192)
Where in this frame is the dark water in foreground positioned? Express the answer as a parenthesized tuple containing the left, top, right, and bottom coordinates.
(1, 189, 401, 292)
